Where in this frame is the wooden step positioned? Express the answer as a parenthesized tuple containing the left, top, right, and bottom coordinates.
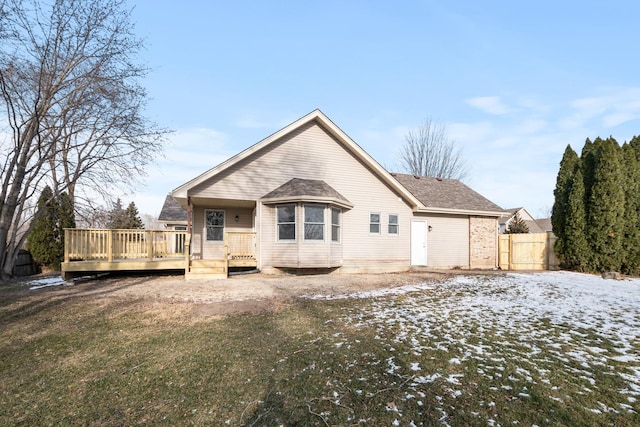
(186, 259, 227, 280)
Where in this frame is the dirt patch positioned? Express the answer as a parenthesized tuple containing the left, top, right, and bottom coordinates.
(2, 270, 486, 318)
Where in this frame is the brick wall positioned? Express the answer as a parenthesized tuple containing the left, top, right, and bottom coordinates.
(469, 216, 498, 269)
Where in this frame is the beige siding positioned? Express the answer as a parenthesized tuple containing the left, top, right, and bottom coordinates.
(416, 214, 470, 268)
(192, 204, 254, 260)
(192, 121, 413, 269)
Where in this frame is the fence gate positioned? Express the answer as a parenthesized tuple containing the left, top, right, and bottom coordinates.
(498, 232, 559, 270)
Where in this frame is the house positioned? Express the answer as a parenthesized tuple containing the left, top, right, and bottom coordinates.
(499, 207, 546, 234)
(158, 195, 188, 231)
(535, 217, 553, 233)
(170, 109, 505, 278)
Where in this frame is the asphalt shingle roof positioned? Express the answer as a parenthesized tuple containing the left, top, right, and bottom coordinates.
(158, 195, 187, 222)
(262, 178, 352, 207)
(392, 173, 504, 213)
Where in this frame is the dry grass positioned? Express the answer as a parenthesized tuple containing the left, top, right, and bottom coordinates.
(1, 274, 638, 426)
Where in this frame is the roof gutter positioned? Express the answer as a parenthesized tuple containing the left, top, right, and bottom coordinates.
(415, 206, 507, 217)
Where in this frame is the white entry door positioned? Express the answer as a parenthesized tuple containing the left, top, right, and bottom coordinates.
(411, 220, 427, 266)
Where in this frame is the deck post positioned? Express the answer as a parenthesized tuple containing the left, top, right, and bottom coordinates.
(64, 229, 70, 263)
(147, 230, 154, 261)
(184, 235, 191, 273)
(107, 230, 114, 262)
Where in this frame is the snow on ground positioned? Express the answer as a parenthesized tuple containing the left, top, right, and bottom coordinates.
(28, 275, 67, 290)
(305, 271, 640, 425)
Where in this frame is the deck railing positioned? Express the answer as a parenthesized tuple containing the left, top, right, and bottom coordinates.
(226, 232, 256, 260)
(64, 229, 189, 262)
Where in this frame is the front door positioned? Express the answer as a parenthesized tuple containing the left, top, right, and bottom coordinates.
(411, 220, 427, 266)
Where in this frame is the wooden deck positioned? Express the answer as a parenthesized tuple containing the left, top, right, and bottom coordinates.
(61, 229, 257, 280)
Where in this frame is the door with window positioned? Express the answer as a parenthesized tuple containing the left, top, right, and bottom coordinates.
(411, 220, 427, 266)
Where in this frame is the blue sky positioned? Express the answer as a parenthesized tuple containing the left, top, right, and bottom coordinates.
(128, 0, 640, 219)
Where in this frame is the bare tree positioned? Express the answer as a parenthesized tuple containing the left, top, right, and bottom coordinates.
(398, 117, 468, 180)
(0, 0, 166, 278)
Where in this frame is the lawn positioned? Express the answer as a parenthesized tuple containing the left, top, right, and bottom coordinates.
(1, 271, 638, 426)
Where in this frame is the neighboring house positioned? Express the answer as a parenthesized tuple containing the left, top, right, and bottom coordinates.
(499, 207, 546, 234)
(535, 217, 553, 233)
(158, 195, 188, 231)
(171, 109, 505, 278)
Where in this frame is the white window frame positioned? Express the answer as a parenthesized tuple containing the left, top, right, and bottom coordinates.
(304, 204, 325, 242)
(370, 212, 381, 235)
(388, 214, 399, 235)
(331, 207, 341, 243)
(205, 209, 225, 241)
(276, 204, 296, 242)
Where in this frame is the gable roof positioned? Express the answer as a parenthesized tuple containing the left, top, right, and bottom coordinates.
(158, 195, 187, 223)
(392, 173, 505, 216)
(261, 178, 353, 209)
(172, 109, 422, 209)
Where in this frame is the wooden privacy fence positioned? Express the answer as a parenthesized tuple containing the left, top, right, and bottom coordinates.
(64, 229, 189, 262)
(498, 232, 559, 271)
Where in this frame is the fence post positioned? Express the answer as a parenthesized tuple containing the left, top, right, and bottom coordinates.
(509, 234, 514, 271)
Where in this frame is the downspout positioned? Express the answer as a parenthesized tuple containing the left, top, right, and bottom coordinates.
(187, 196, 192, 272)
(187, 196, 192, 234)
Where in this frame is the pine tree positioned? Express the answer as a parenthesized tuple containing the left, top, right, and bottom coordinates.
(125, 202, 144, 229)
(580, 138, 597, 224)
(621, 142, 640, 274)
(586, 137, 625, 272)
(107, 199, 144, 229)
(505, 211, 530, 234)
(562, 168, 590, 271)
(551, 145, 579, 262)
(26, 187, 72, 270)
(107, 199, 127, 229)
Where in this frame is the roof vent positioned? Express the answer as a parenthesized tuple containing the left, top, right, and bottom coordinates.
(413, 175, 420, 179)
(436, 178, 443, 182)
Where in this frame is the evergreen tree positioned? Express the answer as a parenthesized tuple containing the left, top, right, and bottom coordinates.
(586, 138, 625, 272)
(580, 138, 597, 224)
(551, 145, 579, 262)
(107, 199, 144, 229)
(26, 187, 75, 270)
(125, 202, 144, 229)
(107, 198, 127, 229)
(505, 211, 530, 234)
(621, 143, 640, 274)
(562, 168, 590, 271)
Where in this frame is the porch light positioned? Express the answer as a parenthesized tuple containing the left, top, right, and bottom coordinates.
(234, 215, 240, 222)
(428, 225, 433, 232)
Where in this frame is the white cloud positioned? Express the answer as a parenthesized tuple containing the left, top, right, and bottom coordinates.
(561, 87, 640, 130)
(466, 96, 511, 115)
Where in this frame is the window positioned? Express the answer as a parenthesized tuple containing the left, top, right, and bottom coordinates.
(205, 210, 224, 241)
(277, 204, 296, 241)
(370, 213, 381, 234)
(331, 208, 341, 242)
(304, 205, 325, 241)
(388, 214, 399, 235)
